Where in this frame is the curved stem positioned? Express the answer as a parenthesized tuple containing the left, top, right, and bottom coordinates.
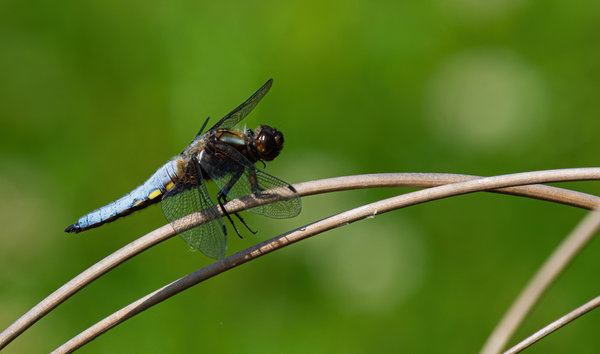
(481, 209, 600, 354)
(503, 294, 600, 354)
(46, 168, 600, 353)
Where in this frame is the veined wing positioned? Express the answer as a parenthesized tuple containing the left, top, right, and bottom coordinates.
(212, 79, 273, 131)
(200, 144, 301, 219)
(161, 159, 227, 260)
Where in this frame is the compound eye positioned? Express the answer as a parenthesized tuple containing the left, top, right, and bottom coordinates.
(255, 126, 283, 161)
(257, 131, 275, 157)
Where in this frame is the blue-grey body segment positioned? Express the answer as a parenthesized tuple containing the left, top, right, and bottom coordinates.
(70, 159, 180, 231)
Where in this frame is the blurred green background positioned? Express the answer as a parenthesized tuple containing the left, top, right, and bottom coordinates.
(1, 0, 600, 353)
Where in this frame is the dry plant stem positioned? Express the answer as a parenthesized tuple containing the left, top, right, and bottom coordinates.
(482, 209, 600, 354)
(50, 168, 600, 353)
(2, 171, 599, 350)
(292, 172, 600, 209)
(5, 174, 578, 350)
(504, 294, 600, 354)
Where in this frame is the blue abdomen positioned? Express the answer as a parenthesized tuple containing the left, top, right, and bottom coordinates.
(65, 159, 180, 233)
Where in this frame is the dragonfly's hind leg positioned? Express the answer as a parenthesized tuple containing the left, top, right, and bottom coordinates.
(213, 169, 256, 238)
(216, 190, 257, 238)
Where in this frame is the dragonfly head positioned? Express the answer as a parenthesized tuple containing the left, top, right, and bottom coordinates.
(253, 125, 284, 161)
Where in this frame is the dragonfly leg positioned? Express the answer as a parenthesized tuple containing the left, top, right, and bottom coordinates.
(234, 212, 257, 235)
(216, 190, 257, 238)
(215, 169, 258, 237)
(248, 169, 261, 195)
(208, 139, 263, 195)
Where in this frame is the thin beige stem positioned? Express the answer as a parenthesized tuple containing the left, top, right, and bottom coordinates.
(48, 168, 600, 353)
(482, 209, 600, 354)
(504, 294, 600, 354)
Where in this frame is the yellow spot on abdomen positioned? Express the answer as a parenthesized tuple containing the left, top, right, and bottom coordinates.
(133, 200, 143, 207)
(165, 181, 175, 191)
(148, 189, 162, 200)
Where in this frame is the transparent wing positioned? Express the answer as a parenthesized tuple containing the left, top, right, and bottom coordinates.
(240, 170, 302, 218)
(200, 143, 301, 219)
(212, 79, 273, 131)
(161, 162, 227, 260)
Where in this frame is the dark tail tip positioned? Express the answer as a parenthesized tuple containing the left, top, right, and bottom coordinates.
(65, 224, 79, 233)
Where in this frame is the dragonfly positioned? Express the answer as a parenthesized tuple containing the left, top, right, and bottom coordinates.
(65, 79, 301, 259)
